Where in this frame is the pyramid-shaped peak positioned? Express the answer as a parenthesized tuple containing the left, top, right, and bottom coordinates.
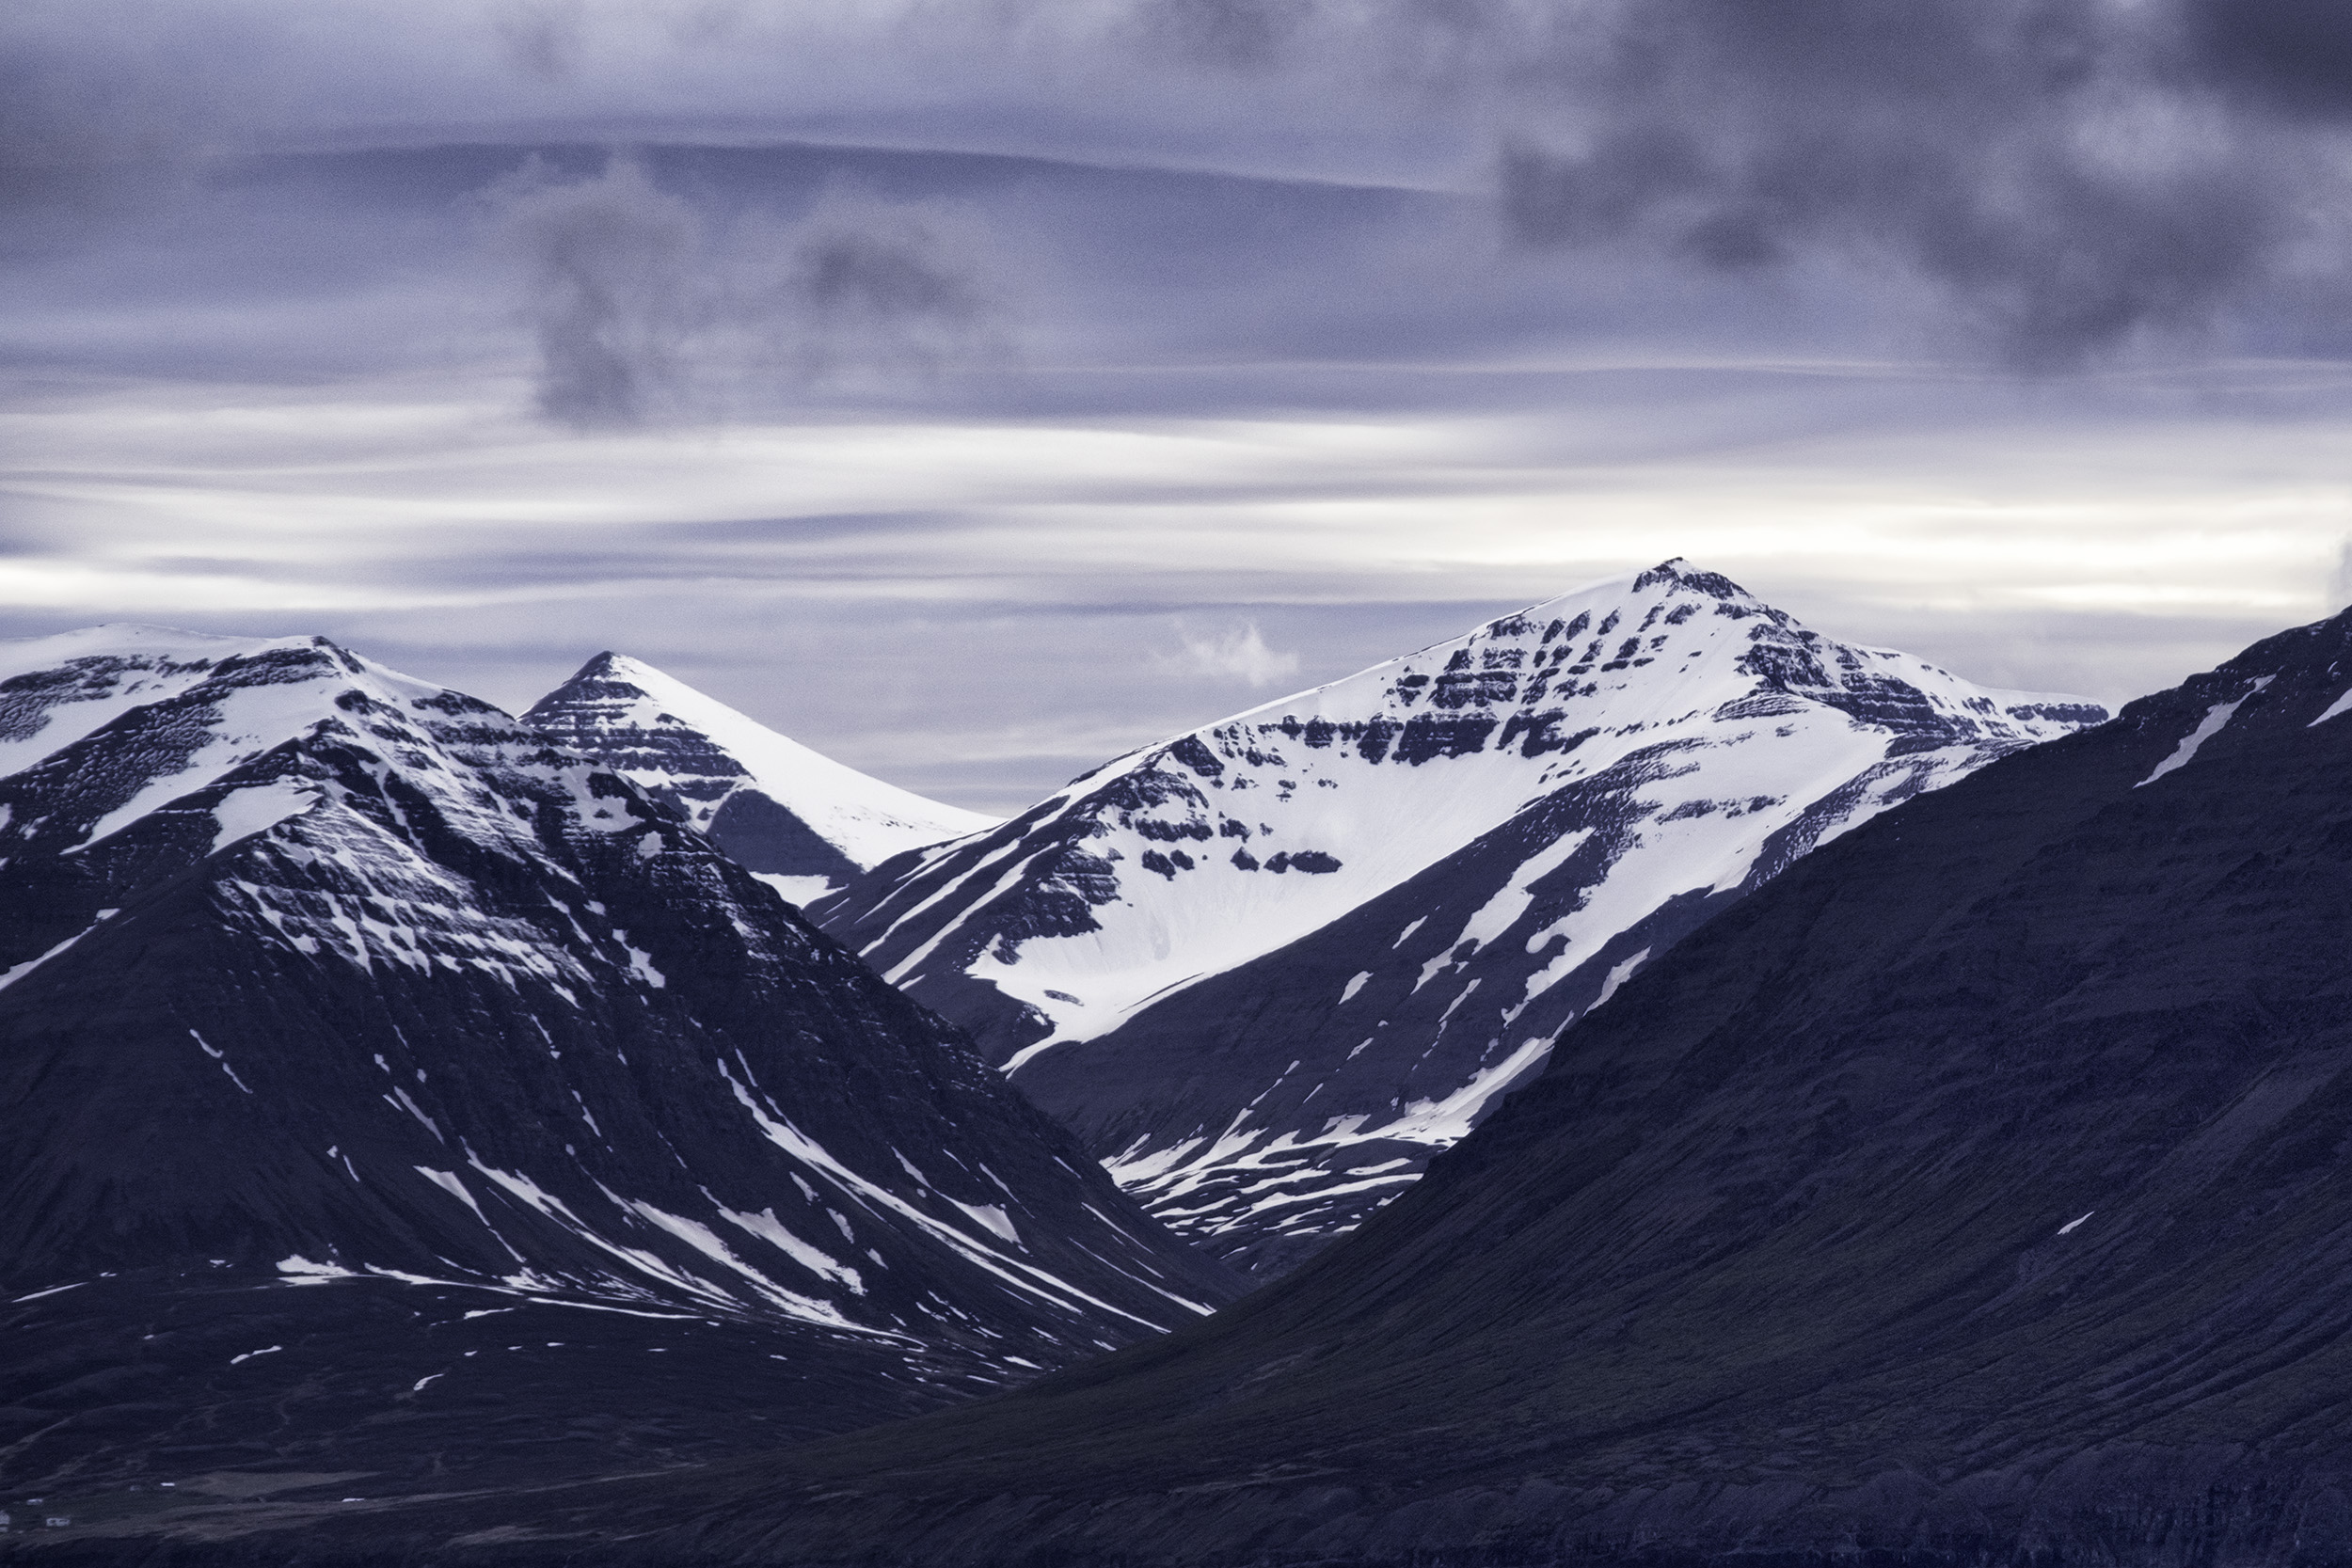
(549, 649, 654, 687)
(535, 653, 746, 737)
(525, 652, 996, 892)
(813, 565, 2108, 1273)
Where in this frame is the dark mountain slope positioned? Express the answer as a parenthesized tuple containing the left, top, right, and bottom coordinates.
(176, 603, 2352, 1563)
(0, 628, 1240, 1500)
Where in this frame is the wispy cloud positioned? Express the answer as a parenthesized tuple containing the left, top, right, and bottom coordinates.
(787, 192, 1010, 390)
(1168, 621, 1301, 689)
(486, 156, 1013, 428)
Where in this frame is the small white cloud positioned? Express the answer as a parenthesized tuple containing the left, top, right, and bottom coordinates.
(1169, 621, 1299, 689)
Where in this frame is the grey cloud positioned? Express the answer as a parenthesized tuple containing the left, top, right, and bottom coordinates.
(494, 156, 700, 428)
(1486, 0, 2343, 367)
(488, 155, 1016, 427)
(787, 198, 1009, 388)
(1136, 0, 1317, 71)
(495, 0, 588, 83)
(2185, 0, 2352, 119)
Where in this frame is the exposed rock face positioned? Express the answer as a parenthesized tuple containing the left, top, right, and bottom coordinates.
(0, 626, 1239, 1493)
(525, 651, 996, 907)
(815, 561, 2106, 1272)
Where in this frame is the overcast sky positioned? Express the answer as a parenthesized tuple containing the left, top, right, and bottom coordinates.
(7, 0, 2352, 813)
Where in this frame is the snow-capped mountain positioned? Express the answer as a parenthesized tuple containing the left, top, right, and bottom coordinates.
(0, 626, 1239, 1488)
(463, 600, 2352, 1568)
(813, 561, 2107, 1273)
(525, 651, 996, 906)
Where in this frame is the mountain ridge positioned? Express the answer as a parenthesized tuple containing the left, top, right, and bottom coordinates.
(0, 625, 1241, 1495)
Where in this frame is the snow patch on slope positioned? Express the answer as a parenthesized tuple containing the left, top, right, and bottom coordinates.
(2139, 677, 2272, 786)
(210, 781, 320, 853)
(898, 563, 2099, 1067)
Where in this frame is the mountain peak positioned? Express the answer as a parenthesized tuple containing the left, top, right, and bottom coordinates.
(815, 568, 2108, 1272)
(0, 625, 478, 829)
(565, 649, 658, 682)
(525, 654, 996, 904)
(1629, 555, 1747, 598)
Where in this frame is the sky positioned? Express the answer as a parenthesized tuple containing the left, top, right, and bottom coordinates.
(6, 0, 2352, 814)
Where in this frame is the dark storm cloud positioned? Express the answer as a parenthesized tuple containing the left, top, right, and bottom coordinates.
(494, 157, 698, 428)
(1482, 0, 2347, 366)
(2185, 0, 2352, 119)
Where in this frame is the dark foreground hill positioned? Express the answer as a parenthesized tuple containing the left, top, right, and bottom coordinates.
(59, 601, 2352, 1565)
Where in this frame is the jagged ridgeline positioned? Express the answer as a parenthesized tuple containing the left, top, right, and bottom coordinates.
(0, 627, 1240, 1489)
(310, 593, 2352, 1567)
(813, 560, 2108, 1273)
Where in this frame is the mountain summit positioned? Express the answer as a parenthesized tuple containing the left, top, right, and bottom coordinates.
(814, 561, 2107, 1271)
(525, 652, 995, 906)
